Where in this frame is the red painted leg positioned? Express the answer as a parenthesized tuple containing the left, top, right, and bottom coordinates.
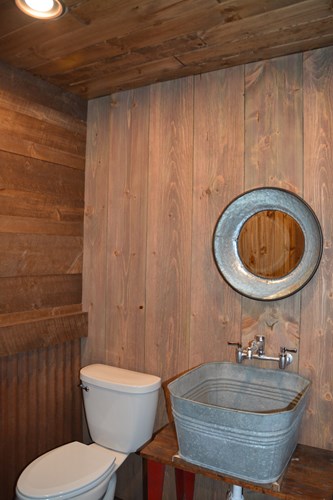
(175, 468, 195, 500)
(147, 460, 165, 500)
(175, 468, 184, 499)
(183, 470, 195, 499)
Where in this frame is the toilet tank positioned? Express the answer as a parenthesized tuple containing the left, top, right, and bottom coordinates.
(80, 364, 161, 453)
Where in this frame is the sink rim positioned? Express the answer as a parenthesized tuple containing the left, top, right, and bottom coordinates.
(168, 361, 311, 416)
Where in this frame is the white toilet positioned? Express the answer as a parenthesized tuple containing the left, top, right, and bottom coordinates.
(16, 364, 161, 500)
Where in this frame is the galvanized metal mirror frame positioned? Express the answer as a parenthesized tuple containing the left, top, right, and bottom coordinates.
(213, 188, 323, 301)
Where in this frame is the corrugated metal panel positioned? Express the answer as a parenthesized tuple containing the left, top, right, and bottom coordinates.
(0, 339, 82, 500)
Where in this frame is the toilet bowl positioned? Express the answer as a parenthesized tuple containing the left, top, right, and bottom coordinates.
(15, 442, 124, 500)
(16, 364, 161, 500)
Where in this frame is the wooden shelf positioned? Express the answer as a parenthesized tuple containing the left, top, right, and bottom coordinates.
(140, 423, 333, 499)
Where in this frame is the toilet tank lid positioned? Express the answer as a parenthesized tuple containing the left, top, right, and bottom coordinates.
(80, 364, 161, 393)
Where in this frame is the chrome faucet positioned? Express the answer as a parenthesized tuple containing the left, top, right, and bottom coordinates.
(228, 335, 297, 369)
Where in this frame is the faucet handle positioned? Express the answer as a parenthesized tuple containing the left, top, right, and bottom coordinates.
(228, 341, 244, 364)
(279, 346, 297, 369)
(280, 346, 297, 354)
(228, 341, 242, 348)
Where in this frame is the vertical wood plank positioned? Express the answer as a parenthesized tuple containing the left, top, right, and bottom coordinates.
(82, 96, 110, 365)
(105, 87, 150, 371)
(300, 46, 333, 450)
(243, 55, 303, 370)
(146, 77, 193, 426)
(190, 66, 244, 366)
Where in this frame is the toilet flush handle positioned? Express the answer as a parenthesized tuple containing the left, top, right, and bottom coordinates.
(78, 382, 89, 391)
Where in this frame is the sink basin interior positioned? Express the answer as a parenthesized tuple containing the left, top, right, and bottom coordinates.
(178, 363, 307, 413)
(168, 362, 310, 484)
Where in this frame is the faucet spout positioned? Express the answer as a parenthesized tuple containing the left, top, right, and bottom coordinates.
(248, 335, 265, 358)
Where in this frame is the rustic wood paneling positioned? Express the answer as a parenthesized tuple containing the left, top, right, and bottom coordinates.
(105, 87, 150, 371)
(190, 66, 244, 367)
(242, 54, 303, 372)
(0, 313, 88, 357)
(0, 274, 82, 315)
(0, 339, 82, 500)
(0, 63, 87, 499)
(2, 1, 333, 99)
(0, 61, 86, 121)
(300, 47, 333, 450)
(0, 150, 84, 221)
(0, 233, 83, 277)
(83, 47, 333, 499)
(145, 77, 193, 425)
(82, 96, 110, 365)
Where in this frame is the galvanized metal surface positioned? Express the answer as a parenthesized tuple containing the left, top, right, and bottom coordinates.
(168, 362, 311, 484)
(213, 188, 323, 301)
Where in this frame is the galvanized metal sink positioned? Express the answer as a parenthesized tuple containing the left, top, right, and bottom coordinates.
(168, 362, 310, 484)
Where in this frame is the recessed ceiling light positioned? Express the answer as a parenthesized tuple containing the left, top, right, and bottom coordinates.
(15, 0, 67, 19)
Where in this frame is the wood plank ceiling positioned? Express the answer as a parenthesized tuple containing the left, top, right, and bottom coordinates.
(1, 0, 333, 100)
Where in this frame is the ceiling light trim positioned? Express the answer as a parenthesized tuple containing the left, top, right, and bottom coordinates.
(15, 0, 67, 20)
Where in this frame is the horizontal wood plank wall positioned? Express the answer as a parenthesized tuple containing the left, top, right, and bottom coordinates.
(0, 62, 87, 499)
(83, 47, 333, 499)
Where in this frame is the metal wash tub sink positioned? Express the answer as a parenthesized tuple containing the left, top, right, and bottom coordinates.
(168, 362, 310, 484)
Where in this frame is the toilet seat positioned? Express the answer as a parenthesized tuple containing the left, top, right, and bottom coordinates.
(16, 441, 116, 499)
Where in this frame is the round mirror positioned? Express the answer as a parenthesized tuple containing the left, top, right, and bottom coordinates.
(213, 188, 323, 301)
(238, 210, 305, 279)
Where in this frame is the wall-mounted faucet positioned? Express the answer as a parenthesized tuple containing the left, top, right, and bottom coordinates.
(228, 335, 297, 369)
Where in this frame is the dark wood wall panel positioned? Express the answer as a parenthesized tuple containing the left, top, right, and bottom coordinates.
(0, 62, 87, 499)
(301, 47, 333, 450)
(84, 47, 333, 499)
(0, 275, 82, 315)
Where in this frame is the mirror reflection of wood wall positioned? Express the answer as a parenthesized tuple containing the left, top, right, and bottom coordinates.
(238, 211, 305, 279)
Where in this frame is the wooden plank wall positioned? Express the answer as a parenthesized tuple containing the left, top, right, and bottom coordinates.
(0, 62, 87, 500)
(83, 47, 333, 499)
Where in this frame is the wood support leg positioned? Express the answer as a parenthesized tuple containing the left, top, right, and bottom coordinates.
(147, 459, 165, 500)
(175, 468, 196, 500)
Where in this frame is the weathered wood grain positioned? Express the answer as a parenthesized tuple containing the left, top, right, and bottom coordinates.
(190, 66, 244, 366)
(242, 54, 303, 372)
(0, 105, 85, 157)
(81, 96, 110, 365)
(2, 1, 333, 98)
(0, 61, 86, 120)
(105, 87, 149, 371)
(0, 233, 83, 277)
(145, 77, 193, 426)
(0, 304, 83, 328)
(300, 46, 333, 450)
(0, 150, 85, 205)
(0, 312, 87, 357)
(0, 275, 82, 315)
